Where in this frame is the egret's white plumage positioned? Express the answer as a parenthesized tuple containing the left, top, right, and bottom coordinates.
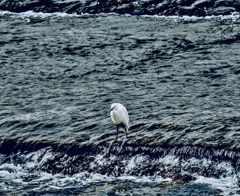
(110, 103, 129, 140)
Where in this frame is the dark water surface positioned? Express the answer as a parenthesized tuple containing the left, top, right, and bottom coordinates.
(0, 11, 240, 195)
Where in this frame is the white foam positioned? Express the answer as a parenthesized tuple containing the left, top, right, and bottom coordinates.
(0, 152, 172, 191)
(194, 176, 240, 196)
(0, 10, 79, 19)
(124, 154, 149, 174)
(0, 10, 239, 21)
(28, 171, 171, 192)
(118, 175, 171, 183)
(25, 148, 55, 169)
(141, 12, 240, 22)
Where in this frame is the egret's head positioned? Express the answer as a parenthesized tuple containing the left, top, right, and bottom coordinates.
(109, 103, 118, 113)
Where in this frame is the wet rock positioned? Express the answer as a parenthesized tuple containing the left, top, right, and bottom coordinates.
(61, 2, 84, 14)
(178, 6, 196, 15)
(110, 3, 133, 14)
(0, 0, 239, 16)
(233, 0, 240, 11)
(192, 0, 214, 8)
(0, 0, 56, 12)
(234, 68, 240, 74)
(207, 6, 236, 15)
(171, 174, 196, 183)
(215, 0, 234, 7)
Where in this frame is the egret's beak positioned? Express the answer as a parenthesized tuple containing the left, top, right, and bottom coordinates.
(109, 107, 114, 114)
(109, 108, 113, 114)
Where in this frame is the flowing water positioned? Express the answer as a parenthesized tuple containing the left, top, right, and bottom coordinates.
(0, 10, 240, 195)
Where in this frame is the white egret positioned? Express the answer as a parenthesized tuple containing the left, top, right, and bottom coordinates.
(109, 103, 129, 140)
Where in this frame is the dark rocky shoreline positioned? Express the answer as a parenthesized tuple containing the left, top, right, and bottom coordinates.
(0, 0, 240, 16)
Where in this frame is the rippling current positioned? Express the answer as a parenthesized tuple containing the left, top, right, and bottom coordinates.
(0, 11, 240, 195)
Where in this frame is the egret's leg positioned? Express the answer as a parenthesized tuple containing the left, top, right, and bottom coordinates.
(115, 126, 119, 141)
(125, 127, 128, 139)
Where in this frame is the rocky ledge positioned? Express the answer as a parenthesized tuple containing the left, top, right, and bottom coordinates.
(0, 0, 240, 16)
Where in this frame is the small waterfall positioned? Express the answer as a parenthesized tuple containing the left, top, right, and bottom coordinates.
(0, 143, 239, 195)
(4, 143, 237, 179)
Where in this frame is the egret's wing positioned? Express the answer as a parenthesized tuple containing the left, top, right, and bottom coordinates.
(119, 107, 129, 128)
(111, 111, 120, 125)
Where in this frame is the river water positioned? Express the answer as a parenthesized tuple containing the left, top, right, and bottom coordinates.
(0, 11, 240, 195)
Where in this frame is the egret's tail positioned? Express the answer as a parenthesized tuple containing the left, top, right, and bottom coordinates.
(119, 125, 129, 133)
